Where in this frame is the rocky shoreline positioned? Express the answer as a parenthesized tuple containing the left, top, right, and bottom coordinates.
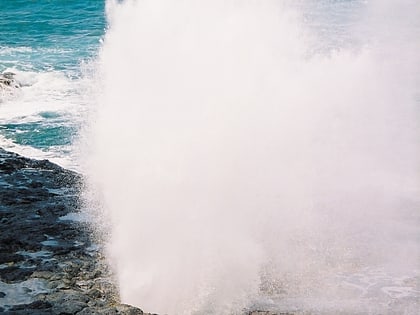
(0, 147, 294, 315)
(0, 147, 145, 314)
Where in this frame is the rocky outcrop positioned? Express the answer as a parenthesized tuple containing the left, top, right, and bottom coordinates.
(0, 147, 145, 314)
(0, 147, 296, 315)
(0, 72, 20, 102)
(0, 72, 20, 88)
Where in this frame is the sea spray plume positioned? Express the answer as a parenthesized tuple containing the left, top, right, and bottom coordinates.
(88, 0, 420, 314)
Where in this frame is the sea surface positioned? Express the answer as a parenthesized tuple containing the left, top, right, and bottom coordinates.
(0, 0, 364, 170)
(1, 1, 419, 314)
(0, 0, 105, 169)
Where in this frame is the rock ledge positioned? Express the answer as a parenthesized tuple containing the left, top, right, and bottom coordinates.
(0, 147, 145, 314)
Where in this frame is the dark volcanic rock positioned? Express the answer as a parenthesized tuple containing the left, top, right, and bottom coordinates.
(0, 148, 292, 315)
(0, 147, 145, 314)
(0, 266, 34, 282)
(0, 72, 20, 103)
(0, 253, 24, 264)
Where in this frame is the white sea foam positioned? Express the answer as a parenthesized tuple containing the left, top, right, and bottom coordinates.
(0, 135, 74, 169)
(87, 0, 420, 314)
(0, 46, 34, 55)
(0, 69, 86, 118)
(0, 68, 93, 171)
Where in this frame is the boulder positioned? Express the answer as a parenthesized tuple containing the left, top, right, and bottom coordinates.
(0, 72, 21, 101)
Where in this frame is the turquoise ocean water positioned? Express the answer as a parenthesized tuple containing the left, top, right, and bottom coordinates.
(0, 0, 105, 72)
(0, 0, 364, 169)
(1, 1, 419, 314)
(0, 0, 105, 169)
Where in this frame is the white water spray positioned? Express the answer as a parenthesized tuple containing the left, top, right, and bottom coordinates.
(88, 0, 420, 314)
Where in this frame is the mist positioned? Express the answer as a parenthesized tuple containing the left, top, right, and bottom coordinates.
(86, 0, 420, 314)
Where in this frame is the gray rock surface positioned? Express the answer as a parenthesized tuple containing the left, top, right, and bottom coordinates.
(0, 147, 145, 314)
(0, 147, 293, 315)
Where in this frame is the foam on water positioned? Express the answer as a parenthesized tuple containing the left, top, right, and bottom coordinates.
(0, 68, 94, 170)
(0, 0, 105, 169)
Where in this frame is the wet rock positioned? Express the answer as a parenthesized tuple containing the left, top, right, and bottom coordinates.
(116, 304, 144, 315)
(27, 300, 53, 309)
(0, 147, 292, 315)
(0, 72, 20, 102)
(51, 300, 87, 314)
(0, 148, 150, 314)
(87, 287, 103, 299)
(77, 307, 117, 315)
(30, 271, 55, 280)
(2, 310, 52, 315)
(0, 253, 24, 264)
(78, 304, 144, 315)
(10, 300, 52, 310)
(0, 266, 34, 283)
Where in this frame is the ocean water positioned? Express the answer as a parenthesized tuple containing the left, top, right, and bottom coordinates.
(2, 1, 420, 314)
(0, 0, 105, 169)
